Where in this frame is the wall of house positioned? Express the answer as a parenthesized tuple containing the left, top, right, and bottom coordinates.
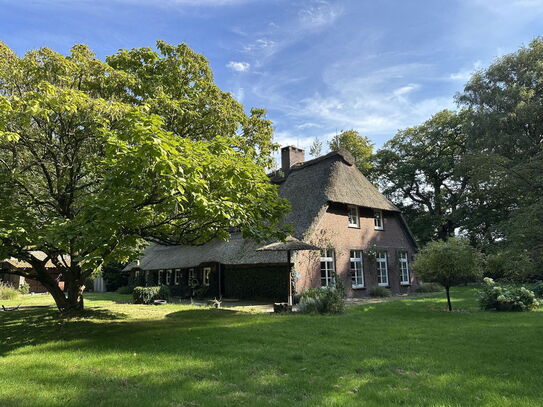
(294, 203, 417, 297)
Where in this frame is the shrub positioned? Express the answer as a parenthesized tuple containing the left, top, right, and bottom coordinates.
(479, 278, 540, 312)
(18, 282, 30, 295)
(531, 281, 543, 298)
(415, 282, 443, 293)
(299, 287, 345, 314)
(0, 282, 20, 300)
(116, 285, 135, 295)
(133, 286, 170, 304)
(369, 286, 390, 297)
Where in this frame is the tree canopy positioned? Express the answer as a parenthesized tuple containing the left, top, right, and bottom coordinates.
(0, 41, 290, 311)
(328, 130, 374, 174)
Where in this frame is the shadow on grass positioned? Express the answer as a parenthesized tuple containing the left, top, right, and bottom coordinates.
(1, 291, 542, 407)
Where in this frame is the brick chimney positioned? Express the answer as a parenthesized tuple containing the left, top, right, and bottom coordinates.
(281, 145, 305, 171)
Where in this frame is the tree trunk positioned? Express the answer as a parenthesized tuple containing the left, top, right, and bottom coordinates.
(445, 286, 452, 311)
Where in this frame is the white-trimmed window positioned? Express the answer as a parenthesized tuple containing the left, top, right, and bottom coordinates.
(203, 267, 211, 286)
(166, 270, 172, 285)
(350, 250, 364, 288)
(348, 205, 359, 228)
(320, 249, 336, 287)
(188, 268, 196, 284)
(399, 251, 410, 285)
(174, 269, 180, 285)
(374, 210, 384, 230)
(376, 251, 389, 286)
(157, 270, 163, 285)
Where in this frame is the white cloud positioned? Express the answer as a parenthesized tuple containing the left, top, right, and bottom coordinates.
(449, 60, 483, 81)
(298, 0, 343, 28)
(226, 61, 250, 72)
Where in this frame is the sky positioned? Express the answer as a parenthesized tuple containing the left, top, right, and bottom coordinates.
(1, 0, 543, 156)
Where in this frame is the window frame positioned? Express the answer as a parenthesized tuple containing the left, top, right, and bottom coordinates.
(320, 249, 336, 287)
(347, 205, 360, 228)
(350, 250, 364, 289)
(374, 210, 384, 230)
(174, 269, 180, 285)
(188, 268, 196, 284)
(399, 251, 410, 285)
(203, 267, 211, 286)
(165, 270, 172, 285)
(157, 270, 163, 285)
(376, 251, 389, 286)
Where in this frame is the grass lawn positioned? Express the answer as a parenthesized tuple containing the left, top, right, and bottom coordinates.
(1, 288, 542, 407)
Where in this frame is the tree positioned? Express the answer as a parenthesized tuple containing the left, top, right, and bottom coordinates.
(308, 137, 322, 158)
(0, 42, 290, 312)
(457, 37, 543, 278)
(413, 238, 482, 311)
(373, 110, 470, 244)
(328, 130, 374, 174)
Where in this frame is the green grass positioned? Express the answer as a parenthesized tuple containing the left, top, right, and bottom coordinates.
(1, 288, 542, 407)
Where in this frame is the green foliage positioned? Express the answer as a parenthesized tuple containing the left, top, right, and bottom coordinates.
(369, 286, 390, 297)
(116, 285, 135, 295)
(479, 278, 540, 312)
(308, 137, 323, 158)
(531, 281, 543, 298)
(298, 287, 345, 314)
(18, 283, 30, 295)
(133, 286, 170, 304)
(102, 262, 129, 292)
(0, 282, 20, 300)
(414, 282, 443, 293)
(0, 41, 290, 311)
(414, 238, 482, 310)
(328, 130, 374, 174)
(374, 110, 469, 244)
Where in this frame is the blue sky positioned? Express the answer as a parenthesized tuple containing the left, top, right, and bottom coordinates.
(2, 0, 543, 155)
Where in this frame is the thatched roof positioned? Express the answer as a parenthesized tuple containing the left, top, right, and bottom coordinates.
(125, 150, 406, 271)
(256, 236, 321, 252)
(2, 251, 70, 269)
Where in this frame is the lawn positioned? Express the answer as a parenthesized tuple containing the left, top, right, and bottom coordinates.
(1, 288, 542, 407)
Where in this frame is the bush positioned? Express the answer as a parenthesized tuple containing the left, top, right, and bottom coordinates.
(531, 281, 543, 298)
(116, 285, 135, 295)
(299, 287, 345, 314)
(18, 282, 30, 295)
(133, 286, 170, 304)
(415, 282, 443, 293)
(370, 286, 390, 297)
(479, 277, 540, 312)
(0, 282, 20, 300)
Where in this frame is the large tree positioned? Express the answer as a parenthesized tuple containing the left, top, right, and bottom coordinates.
(328, 129, 374, 174)
(0, 42, 290, 312)
(374, 110, 470, 244)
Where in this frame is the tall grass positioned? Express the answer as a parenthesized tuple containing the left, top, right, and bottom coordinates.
(0, 282, 20, 300)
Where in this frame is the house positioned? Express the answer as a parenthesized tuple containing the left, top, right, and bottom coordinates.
(125, 146, 418, 301)
(0, 251, 66, 293)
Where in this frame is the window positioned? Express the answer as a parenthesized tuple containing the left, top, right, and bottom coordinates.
(165, 270, 172, 285)
(348, 205, 359, 228)
(174, 269, 180, 285)
(350, 250, 364, 288)
(203, 267, 211, 286)
(374, 210, 383, 230)
(376, 251, 388, 286)
(399, 251, 410, 285)
(188, 268, 197, 284)
(320, 249, 336, 287)
(157, 270, 163, 285)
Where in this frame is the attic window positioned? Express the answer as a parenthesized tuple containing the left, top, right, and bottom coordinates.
(348, 205, 359, 228)
(374, 210, 384, 230)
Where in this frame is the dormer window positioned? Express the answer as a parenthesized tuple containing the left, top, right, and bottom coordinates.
(348, 205, 359, 228)
(374, 210, 383, 230)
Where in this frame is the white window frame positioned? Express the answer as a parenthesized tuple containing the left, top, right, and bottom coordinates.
(320, 249, 336, 287)
(374, 210, 384, 230)
(157, 270, 163, 285)
(376, 251, 389, 286)
(174, 269, 180, 285)
(165, 270, 172, 285)
(188, 268, 197, 284)
(347, 205, 360, 228)
(350, 250, 364, 288)
(399, 251, 410, 285)
(203, 267, 211, 286)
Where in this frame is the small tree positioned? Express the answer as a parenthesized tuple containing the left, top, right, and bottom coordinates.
(413, 238, 481, 311)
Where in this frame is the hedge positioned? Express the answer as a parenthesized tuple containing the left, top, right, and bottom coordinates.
(133, 286, 170, 304)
